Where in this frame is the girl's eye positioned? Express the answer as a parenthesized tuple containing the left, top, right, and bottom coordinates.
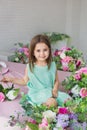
(37, 49, 40, 52)
(44, 49, 48, 51)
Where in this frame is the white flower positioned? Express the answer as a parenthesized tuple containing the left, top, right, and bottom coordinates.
(15, 57, 19, 62)
(60, 52, 66, 59)
(42, 110, 56, 121)
(6, 89, 19, 100)
(71, 85, 80, 96)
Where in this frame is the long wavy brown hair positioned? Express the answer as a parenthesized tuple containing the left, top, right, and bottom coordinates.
(29, 34, 52, 71)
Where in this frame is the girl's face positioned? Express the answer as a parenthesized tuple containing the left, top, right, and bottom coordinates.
(34, 42, 50, 63)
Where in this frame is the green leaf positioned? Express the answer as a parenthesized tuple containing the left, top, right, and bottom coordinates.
(3, 86, 13, 95)
(27, 122, 38, 130)
(0, 84, 4, 92)
(13, 88, 20, 96)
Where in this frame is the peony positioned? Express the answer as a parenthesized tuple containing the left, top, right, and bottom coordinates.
(58, 107, 69, 114)
(0, 92, 5, 102)
(61, 56, 73, 63)
(74, 73, 81, 80)
(80, 88, 87, 98)
(77, 67, 87, 74)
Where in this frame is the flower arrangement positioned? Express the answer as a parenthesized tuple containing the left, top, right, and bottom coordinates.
(8, 93, 87, 130)
(0, 84, 20, 102)
(11, 43, 29, 64)
(62, 67, 87, 95)
(53, 46, 85, 72)
(62, 67, 87, 127)
(9, 94, 58, 130)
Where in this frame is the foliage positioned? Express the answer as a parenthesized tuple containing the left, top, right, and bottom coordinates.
(62, 67, 87, 91)
(43, 32, 71, 44)
(62, 67, 87, 123)
(11, 43, 29, 64)
(53, 46, 85, 72)
(8, 93, 87, 129)
(0, 84, 20, 101)
(19, 94, 57, 130)
(64, 97, 87, 123)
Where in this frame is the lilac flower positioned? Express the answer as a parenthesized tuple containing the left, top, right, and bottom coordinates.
(70, 121, 87, 130)
(18, 48, 24, 53)
(69, 113, 78, 120)
(56, 114, 69, 128)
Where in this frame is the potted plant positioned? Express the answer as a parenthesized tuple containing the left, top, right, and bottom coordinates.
(11, 43, 29, 64)
(52, 46, 85, 72)
(43, 32, 71, 51)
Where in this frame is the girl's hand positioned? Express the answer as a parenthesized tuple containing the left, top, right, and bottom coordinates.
(43, 98, 58, 108)
(1, 77, 12, 83)
(52, 88, 58, 98)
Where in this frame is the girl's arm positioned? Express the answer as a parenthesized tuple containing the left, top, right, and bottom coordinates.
(1, 66, 29, 86)
(52, 70, 59, 97)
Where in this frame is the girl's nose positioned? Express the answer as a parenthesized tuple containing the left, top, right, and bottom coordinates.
(40, 51, 44, 56)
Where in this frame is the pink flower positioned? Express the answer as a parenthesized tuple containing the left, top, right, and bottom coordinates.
(58, 107, 69, 114)
(61, 47, 71, 52)
(80, 88, 87, 98)
(61, 56, 73, 63)
(53, 50, 62, 56)
(74, 73, 81, 80)
(76, 67, 87, 75)
(62, 66, 69, 71)
(24, 125, 30, 130)
(61, 61, 69, 71)
(39, 118, 48, 128)
(0, 92, 5, 102)
(28, 117, 36, 124)
(76, 60, 81, 67)
(23, 47, 29, 57)
(23, 47, 29, 52)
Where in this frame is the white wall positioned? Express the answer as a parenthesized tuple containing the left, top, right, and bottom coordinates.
(79, 0, 87, 61)
(0, 0, 67, 51)
(0, 0, 87, 61)
(65, 0, 81, 48)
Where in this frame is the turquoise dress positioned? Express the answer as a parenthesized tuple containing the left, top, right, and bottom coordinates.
(26, 62, 71, 106)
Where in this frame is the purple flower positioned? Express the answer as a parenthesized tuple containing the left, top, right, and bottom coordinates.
(18, 48, 24, 53)
(56, 114, 69, 128)
(70, 121, 87, 130)
(69, 113, 78, 120)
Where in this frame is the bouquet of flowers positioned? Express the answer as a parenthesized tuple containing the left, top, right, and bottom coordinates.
(0, 84, 20, 102)
(62, 67, 87, 96)
(62, 67, 87, 127)
(53, 46, 85, 72)
(11, 43, 29, 64)
(8, 94, 58, 130)
(8, 93, 87, 129)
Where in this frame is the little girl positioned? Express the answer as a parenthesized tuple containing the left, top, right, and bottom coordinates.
(1, 34, 71, 107)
